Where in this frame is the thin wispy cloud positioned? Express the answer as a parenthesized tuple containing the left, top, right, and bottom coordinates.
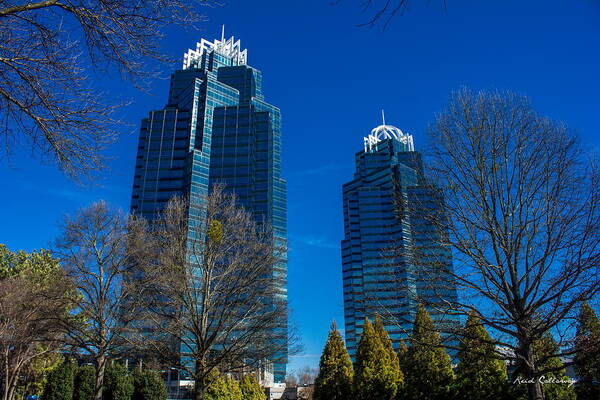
(287, 162, 351, 178)
(290, 234, 338, 250)
(289, 353, 320, 359)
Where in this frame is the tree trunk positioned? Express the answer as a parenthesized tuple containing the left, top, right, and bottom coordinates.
(522, 344, 544, 400)
(2, 351, 8, 400)
(4, 371, 20, 400)
(194, 360, 206, 400)
(94, 355, 107, 400)
(2, 351, 21, 400)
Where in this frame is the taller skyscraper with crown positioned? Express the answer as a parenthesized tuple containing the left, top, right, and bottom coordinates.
(341, 118, 459, 358)
(130, 31, 288, 381)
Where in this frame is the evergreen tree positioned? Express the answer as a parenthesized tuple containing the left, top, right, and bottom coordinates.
(225, 377, 242, 400)
(373, 315, 403, 392)
(403, 304, 454, 400)
(239, 375, 265, 400)
(42, 359, 77, 400)
(396, 339, 408, 400)
(104, 363, 134, 400)
(353, 317, 399, 400)
(132, 370, 167, 400)
(20, 350, 63, 399)
(74, 366, 96, 400)
(205, 376, 241, 400)
(512, 333, 576, 400)
(313, 321, 354, 400)
(574, 302, 600, 400)
(455, 313, 508, 400)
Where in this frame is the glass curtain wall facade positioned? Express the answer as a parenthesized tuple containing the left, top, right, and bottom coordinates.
(341, 124, 458, 358)
(130, 33, 288, 381)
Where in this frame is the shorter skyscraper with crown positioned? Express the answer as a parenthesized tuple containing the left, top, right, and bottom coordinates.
(341, 113, 459, 358)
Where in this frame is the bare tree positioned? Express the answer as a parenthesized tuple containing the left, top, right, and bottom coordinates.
(0, 0, 213, 178)
(136, 187, 295, 400)
(336, 0, 446, 27)
(54, 201, 146, 400)
(420, 89, 600, 400)
(0, 245, 73, 400)
(286, 366, 318, 387)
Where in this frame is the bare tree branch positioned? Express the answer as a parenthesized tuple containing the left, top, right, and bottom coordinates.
(0, 0, 215, 178)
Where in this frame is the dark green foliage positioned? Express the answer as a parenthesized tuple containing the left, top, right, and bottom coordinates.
(238, 375, 265, 400)
(42, 359, 77, 400)
(353, 317, 401, 400)
(74, 365, 96, 400)
(132, 370, 167, 400)
(313, 321, 354, 400)
(574, 302, 600, 400)
(454, 313, 508, 400)
(512, 334, 576, 400)
(104, 363, 134, 400)
(403, 304, 454, 400)
(205, 375, 241, 400)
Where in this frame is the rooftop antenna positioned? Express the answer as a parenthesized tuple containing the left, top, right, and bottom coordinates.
(221, 24, 225, 42)
(381, 109, 386, 125)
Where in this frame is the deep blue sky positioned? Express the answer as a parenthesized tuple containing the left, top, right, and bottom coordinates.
(1, 0, 599, 374)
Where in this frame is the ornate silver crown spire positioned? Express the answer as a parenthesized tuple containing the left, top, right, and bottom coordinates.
(363, 110, 414, 152)
(182, 26, 248, 69)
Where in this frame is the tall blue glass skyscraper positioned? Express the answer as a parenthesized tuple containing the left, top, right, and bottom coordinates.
(130, 32, 287, 381)
(341, 121, 458, 358)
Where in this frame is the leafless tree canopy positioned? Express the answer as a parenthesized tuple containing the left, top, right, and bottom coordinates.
(425, 89, 599, 400)
(135, 187, 294, 400)
(54, 201, 146, 400)
(0, 0, 213, 178)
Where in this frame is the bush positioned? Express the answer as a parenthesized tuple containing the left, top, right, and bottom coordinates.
(132, 370, 167, 400)
(239, 375, 265, 400)
(205, 375, 242, 400)
(42, 360, 76, 400)
(74, 365, 96, 400)
(104, 363, 134, 400)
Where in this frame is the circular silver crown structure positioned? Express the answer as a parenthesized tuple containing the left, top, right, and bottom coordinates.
(364, 124, 414, 152)
(370, 124, 404, 141)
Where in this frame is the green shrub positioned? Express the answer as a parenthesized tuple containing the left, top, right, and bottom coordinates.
(74, 365, 96, 400)
(42, 360, 76, 400)
(132, 370, 167, 400)
(104, 363, 134, 400)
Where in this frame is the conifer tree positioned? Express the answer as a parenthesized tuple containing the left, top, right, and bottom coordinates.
(397, 339, 408, 373)
(574, 302, 600, 400)
(403, 304, 454, 400)
(455, 313, 508, 400)
(103, 363, 134, 400)
(239, 375, 265, 400)
(225, 377, 242, 400)
(132, 370, 167, 400)
(42, 359, 77, 400)
(74, 365, 96, 400)
(512, 333, 575, 400)
(373, 315, 403, 392)
(353, 318, 399, 400)
(396, 339, 409, 400)
(205, 375, 242, 400)
(313, 321, 353, 400)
